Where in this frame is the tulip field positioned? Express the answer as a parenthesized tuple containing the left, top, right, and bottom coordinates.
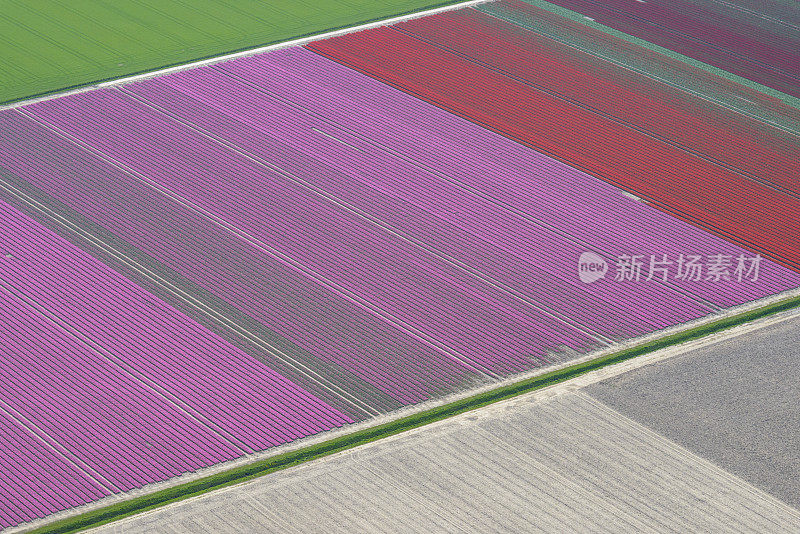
(1, 0, 798, 530)
(540, 0, 800, 98)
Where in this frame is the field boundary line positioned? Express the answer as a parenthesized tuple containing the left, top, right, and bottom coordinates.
(576, 392, 800, 524)
(13, 287, 800, 534)
(0, 0, 490, 111)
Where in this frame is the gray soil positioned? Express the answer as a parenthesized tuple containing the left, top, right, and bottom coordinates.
(90, 392, 799, 534)
(587, 313, 800, 509)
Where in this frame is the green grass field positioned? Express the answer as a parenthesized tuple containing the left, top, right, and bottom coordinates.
(0, 0, 461, 105)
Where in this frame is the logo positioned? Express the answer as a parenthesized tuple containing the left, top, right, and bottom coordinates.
(577, 251, 763, 283)
(578, 252, 608, 283)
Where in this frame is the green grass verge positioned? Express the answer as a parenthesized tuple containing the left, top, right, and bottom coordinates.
(0, 0, 467, 105)
(520, 0, 800, 111)
(28, 292, 800, 534)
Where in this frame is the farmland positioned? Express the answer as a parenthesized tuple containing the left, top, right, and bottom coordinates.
(589, 309, 800, 509)
(481, 1, 800, 132)
(308, 3, 800, 272)
(541, 0, 800, 98)
(0, 0, 464, 105)
(89, 388, 800, 533)
(0, 200, 353, 527)
(1, 1, 800, 531)
(2, 37, 799, 527)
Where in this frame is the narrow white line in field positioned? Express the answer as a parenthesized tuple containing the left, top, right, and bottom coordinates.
(310, 128, 367, 153)
(0, 178, 381, 419)
(707, 0, 800, 31)
(0, 397, 120, 496)
(0, 0, 491, 112)
(15, 106, 495, 379)
(119, 86, 615, 347)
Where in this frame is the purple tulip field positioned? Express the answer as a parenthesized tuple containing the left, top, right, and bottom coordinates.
(1, 45, 798, 528)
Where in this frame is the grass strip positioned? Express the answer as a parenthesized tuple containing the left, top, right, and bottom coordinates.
(28, 292, 800, 533)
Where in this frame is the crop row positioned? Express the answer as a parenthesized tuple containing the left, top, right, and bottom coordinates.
(540, 0, 800, 98)
(0, 409, 107, 528)
(401, 6, 800, 195)
(0, 199, 352, 525)
(306, 25, 800, 271)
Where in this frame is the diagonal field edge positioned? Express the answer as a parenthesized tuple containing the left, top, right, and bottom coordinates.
(24, 292, 800, 534)
(520, 0, 800, 111)
(0, 0, 487, 109)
